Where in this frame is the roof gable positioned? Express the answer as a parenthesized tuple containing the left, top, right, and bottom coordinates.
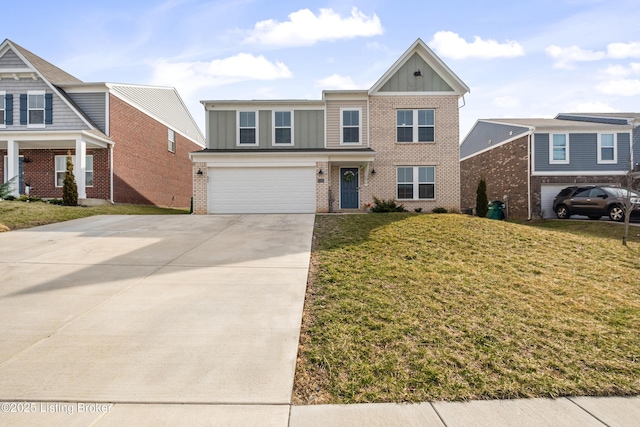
(2, 39, 82, 85)
(108, 84, 205, 147)
(460, 120, 531, 160)
(378, 52, 453, 92)
(0, 47, 28, 69)
(369, 38, 469, 95)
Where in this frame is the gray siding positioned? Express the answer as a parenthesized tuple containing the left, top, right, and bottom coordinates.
(534, 132, 630, 172)
(259, 110, 271, 146)
(294, 110, 324, 149)
(67, 92, 106, 133)
(379, 53, 453, 92)
(207, 110, 235, 149)
(556, 114, 629, 126)
(0, 79, 88, 131)
(460, 121, 531, 159)
(633, 126, 640, 168)
(0, 49, 27, 68)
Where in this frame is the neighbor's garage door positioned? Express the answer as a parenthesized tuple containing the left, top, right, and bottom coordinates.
(207, 167, 316, 214)
(540, 184, 571, 219)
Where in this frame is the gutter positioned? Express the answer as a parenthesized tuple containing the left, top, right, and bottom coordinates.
(109, 143, 114, 204)
(527, 132, 532, 220)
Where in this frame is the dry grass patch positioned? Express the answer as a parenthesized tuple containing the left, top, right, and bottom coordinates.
(0, 200, 187, 231)
(293, 214, 640, 404)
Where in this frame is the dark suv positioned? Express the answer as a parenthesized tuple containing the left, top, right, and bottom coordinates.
(553, 186, 640, 221)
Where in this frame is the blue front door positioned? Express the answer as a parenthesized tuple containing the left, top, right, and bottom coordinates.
(340, 167, 359, 209)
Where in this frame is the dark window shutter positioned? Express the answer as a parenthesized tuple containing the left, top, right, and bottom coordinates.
(20, 94, 27, 125)
(5, 94, 13, 125)
(45, 93, 53, 124)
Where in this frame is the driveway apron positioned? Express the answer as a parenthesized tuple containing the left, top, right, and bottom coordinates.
(0, 214, 314, 405)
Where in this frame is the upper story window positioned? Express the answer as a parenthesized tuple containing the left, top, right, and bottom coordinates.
(168, 129, 176, 153)
(28, 91, 45, 126)
(397, 166, 435, 200)
(598, 133, 617, 164)
(273, 111, 293, 145)
(341, 109, 361, 144)
(397, 109, 435, 143)
(55, 155, 93, 187)
(238, 111, 258, 145)
(549, 133, 569, 164)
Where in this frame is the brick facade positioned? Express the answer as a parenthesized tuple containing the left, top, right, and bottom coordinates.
(316, 161, 330, 213)
(192, 162, 207, 214)
(0, 148, 109, 199)
(460, 136, 530, 219)
(109, 95, 203, 208)
(359, 95, 461, 212)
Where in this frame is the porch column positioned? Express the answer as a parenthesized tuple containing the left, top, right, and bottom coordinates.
(6, 140, 19, 197)
(75, 139, 87, 199)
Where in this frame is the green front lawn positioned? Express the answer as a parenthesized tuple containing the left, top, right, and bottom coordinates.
(0, 200, 188, 231)
(293, 214, 640, 403)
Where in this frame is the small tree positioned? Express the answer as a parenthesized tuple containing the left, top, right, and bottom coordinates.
(476, 178, 488, 217)
(62, 153, 78, 206)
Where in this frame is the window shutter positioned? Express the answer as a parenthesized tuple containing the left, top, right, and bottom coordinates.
(20, 94, 27, 125)
(45, 93, 53, 124)
(5, 94, 13, 125)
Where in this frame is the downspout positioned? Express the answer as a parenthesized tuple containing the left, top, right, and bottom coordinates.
(459, 94, 466, 109)
(109, 143, 114, 204)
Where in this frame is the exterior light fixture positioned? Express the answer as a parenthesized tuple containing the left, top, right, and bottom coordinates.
(197, 169, 203, 175)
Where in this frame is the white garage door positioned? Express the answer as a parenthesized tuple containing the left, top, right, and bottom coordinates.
(208, 167, 316, 214)
(540, 184, 571, 219)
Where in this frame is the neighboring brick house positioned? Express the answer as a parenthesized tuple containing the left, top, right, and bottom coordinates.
(191, 39, 469, 214)
(460, 114, 640, 219)
(0, 39, 204, 207)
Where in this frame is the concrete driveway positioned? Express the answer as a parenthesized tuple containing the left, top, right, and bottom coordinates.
(0, 214, 314, 425)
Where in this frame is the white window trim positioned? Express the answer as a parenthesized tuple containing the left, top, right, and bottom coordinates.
(0, 90, 5, 129)
(55, 155, 93, 188)
(597, 132, 617, 164)
(236, 110, 259, 146)
(396, 109, 435, 143)
(272, 110, 294, 146)
(396, 166, 436, 200)
(549, 133, 570, 165)
(168, 128, 176, 153)
(27, 90, 46, 129)
(340, 108, 362, 145)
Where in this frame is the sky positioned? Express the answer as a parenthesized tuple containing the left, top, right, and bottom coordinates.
(5, 0, 640, 140)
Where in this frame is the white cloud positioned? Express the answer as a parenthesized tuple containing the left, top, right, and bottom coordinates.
(601, 64, 633, 78)
(606, 41, 640, 58)
(595, 79, 640, 96)
(315, 74, 359, 90)
(429, 31, 525, 60)
(493, 96, 520, 108)
(545, 45, 605, 69)
(568, 101, 618, 113)
(245, 7, 384, 47)
(149, 53, 292, 97)
(546, 41, 640, 68)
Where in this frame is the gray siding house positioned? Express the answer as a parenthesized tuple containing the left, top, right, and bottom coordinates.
(460, 113, 639, 219)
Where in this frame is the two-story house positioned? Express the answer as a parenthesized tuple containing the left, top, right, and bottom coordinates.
(460, 113, 639, 219)
(191, 39, 469, 214)
(0, 39, 205, 207)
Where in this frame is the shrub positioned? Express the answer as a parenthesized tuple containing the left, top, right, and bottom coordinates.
(476, 178, 488, 218)
(414, 208, 423, 213)
(432, 207, 448, 214)
(0, 177, 17, 199)
(371, 197, 407, 213)
(46, 199, 65, 205)
(62, 154, 78, 206)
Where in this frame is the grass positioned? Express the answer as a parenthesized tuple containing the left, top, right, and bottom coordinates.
(293, 214, 640, 404)
(0, 200, 188, 231)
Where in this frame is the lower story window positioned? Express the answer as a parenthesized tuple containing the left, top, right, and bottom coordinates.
(55, 155, 93, 187)
(397, 166, 435, 200)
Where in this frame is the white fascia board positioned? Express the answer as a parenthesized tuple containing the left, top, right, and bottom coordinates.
(190, 150, 376, 163)
(322, 91, 369, 101)
(202, 100, 325, 110)
(58, 83, 109, 93)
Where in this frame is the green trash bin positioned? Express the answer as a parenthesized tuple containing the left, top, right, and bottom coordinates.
(487, 200, 504, 220)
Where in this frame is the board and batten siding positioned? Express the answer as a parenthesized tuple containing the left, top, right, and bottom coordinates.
(0, 49, 27, 68)
(633, 126, 640, 167)
(379, 53, 453, 93)
(534, 132, 631, 172)
(207, 109, 325, 149)
(0, 79, 88, 131)
(294, 110, 324, 149)
(67, 92, 107, 133)
(326, 100, 368, 148)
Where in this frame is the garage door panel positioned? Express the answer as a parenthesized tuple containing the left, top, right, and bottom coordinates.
(208, 167, 316, 214)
